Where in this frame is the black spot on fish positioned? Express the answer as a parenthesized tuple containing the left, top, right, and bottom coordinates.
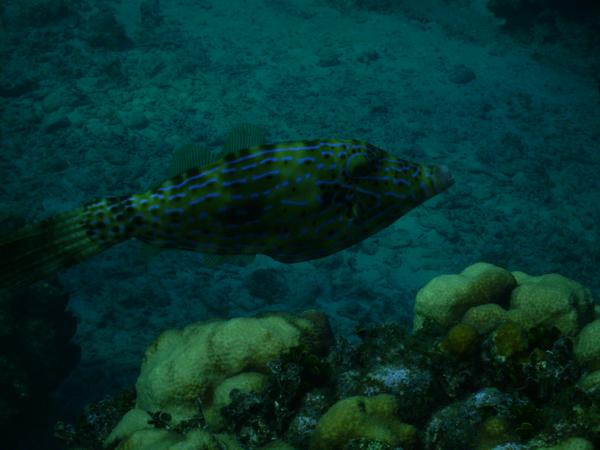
(224, 152, 237, 162)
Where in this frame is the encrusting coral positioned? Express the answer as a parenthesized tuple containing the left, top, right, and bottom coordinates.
(57, 262, 600, 450)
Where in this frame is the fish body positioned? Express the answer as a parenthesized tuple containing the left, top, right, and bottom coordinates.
(0, 139, 453, 287)
(86, 139, 453, 262)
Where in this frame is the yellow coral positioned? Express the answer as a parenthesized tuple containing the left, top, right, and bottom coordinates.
(578, 369, 600, 397)
(461, 303, 508, 335)
(476, 416, 516, 449)
(106, 311, 331, 449)
(414, 262, 516, 331)
(442, 323, 479, 356)
(310, 394, 417, 450)
(491, 321, 528, 359)
(508, 273, 593, 336)
(574, 320, 600, 371)
(204, 372, 267, 430)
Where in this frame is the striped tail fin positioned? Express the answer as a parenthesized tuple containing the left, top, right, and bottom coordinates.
(0, 197, 131, 289)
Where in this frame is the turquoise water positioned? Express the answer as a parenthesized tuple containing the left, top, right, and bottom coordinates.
(1, 0, 599, 448)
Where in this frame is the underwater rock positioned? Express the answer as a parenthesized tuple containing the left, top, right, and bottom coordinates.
(41, 87, 85, 114)
(0, 77, 37, 98)
(105, 311, 333, 449)
(424, 388, 523, 450)
(85, 9, 132, 51)
(286, 390, 330, 448)
(16, 0, 75, 27)
(120, 110, 149, 130)
(41, 112, 71, 132)
(246, 268, 290, 304)
(139, 0, 164, 29)
(414, 262, 516, 331)
(310, 394, 417, 450)
(361, 364, 436, 423)
(448, 64, 476, 84)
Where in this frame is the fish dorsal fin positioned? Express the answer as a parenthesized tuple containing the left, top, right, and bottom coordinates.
(165, 124, 265, 180)
(223, 123, 266, 154)
(166, 143, 221, 179)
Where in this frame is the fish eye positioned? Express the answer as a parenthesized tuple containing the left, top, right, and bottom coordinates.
(344, 153, 371, 178)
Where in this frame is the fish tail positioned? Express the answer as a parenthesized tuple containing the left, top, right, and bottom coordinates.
(0, 196, 132, 289)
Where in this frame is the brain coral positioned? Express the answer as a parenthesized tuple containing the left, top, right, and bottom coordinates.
(106, 311, 332, 449)
(414, 262, 516, 331)
(414, 262, 595, 339)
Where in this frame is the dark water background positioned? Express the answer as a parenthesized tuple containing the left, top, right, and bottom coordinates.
(0, 0, 598, 448)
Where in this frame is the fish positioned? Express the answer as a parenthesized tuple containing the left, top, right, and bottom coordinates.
(0, 133, 454, 288)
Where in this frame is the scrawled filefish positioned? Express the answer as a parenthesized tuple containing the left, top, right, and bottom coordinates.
(0, 134, 453, 288)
